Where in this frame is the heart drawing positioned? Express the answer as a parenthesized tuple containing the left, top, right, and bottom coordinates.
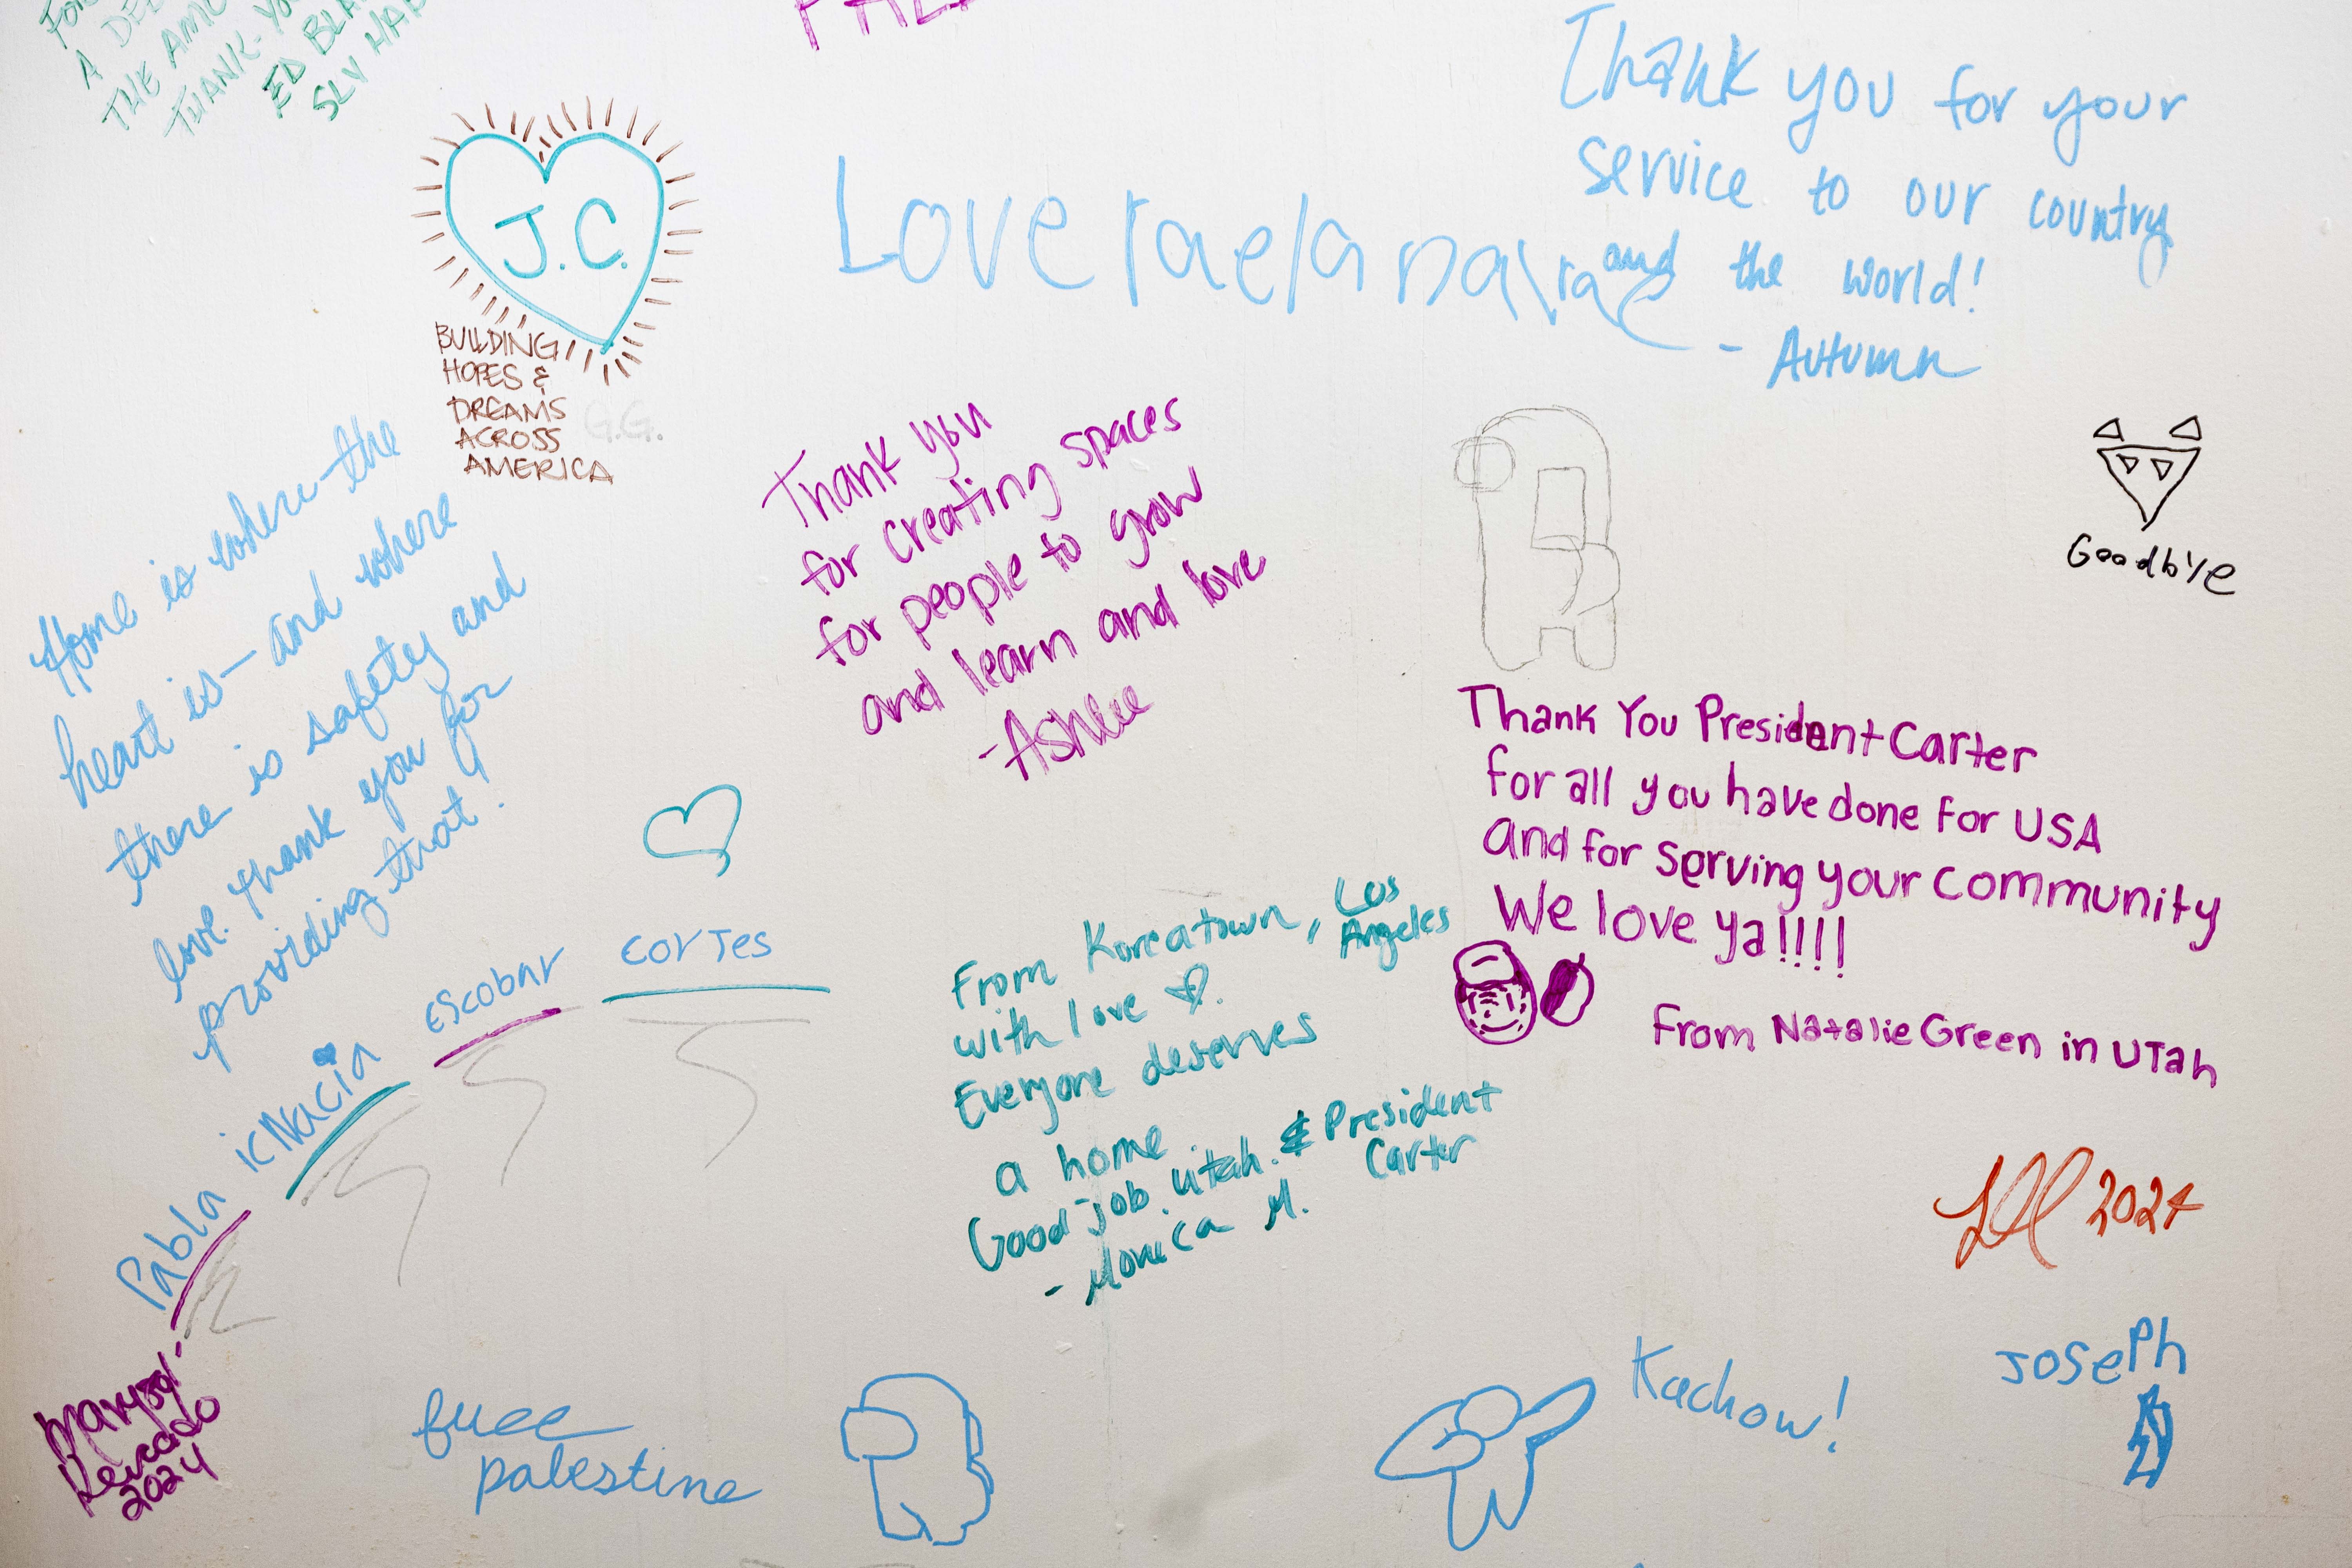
(444, 130, 665, 351)
(643, 786, 743, 877)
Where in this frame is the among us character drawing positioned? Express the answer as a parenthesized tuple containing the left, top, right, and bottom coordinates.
(1374, 1377, 1597, 1551)
(2094, 415, 2201, 528)
(1452, 941, 1595, 1043)
(840, 1374, 994, 1546)
(1454, 407, 1619, 671)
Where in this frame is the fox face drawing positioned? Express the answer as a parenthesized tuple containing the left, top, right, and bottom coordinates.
(2095, 415, 2202, 528)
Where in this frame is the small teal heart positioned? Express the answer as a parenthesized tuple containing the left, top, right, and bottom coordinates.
(445, 130, 664, 352)
(312, 1043, 337, 1067)
(643, 785, 742, 877)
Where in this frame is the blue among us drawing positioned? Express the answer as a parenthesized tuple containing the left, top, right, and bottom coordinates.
(841, 1374, 995, 1546)
(1375, 1377, 1596, 1550)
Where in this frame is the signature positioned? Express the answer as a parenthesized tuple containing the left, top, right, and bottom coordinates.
(1931, 1147, 2202, 1269)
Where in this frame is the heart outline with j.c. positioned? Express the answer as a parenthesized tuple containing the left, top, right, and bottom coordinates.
(642, 785, 743, 878)
(444, 130, 664, 351)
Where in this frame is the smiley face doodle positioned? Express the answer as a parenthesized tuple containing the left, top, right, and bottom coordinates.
(1454, 942, 1537, 1044)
